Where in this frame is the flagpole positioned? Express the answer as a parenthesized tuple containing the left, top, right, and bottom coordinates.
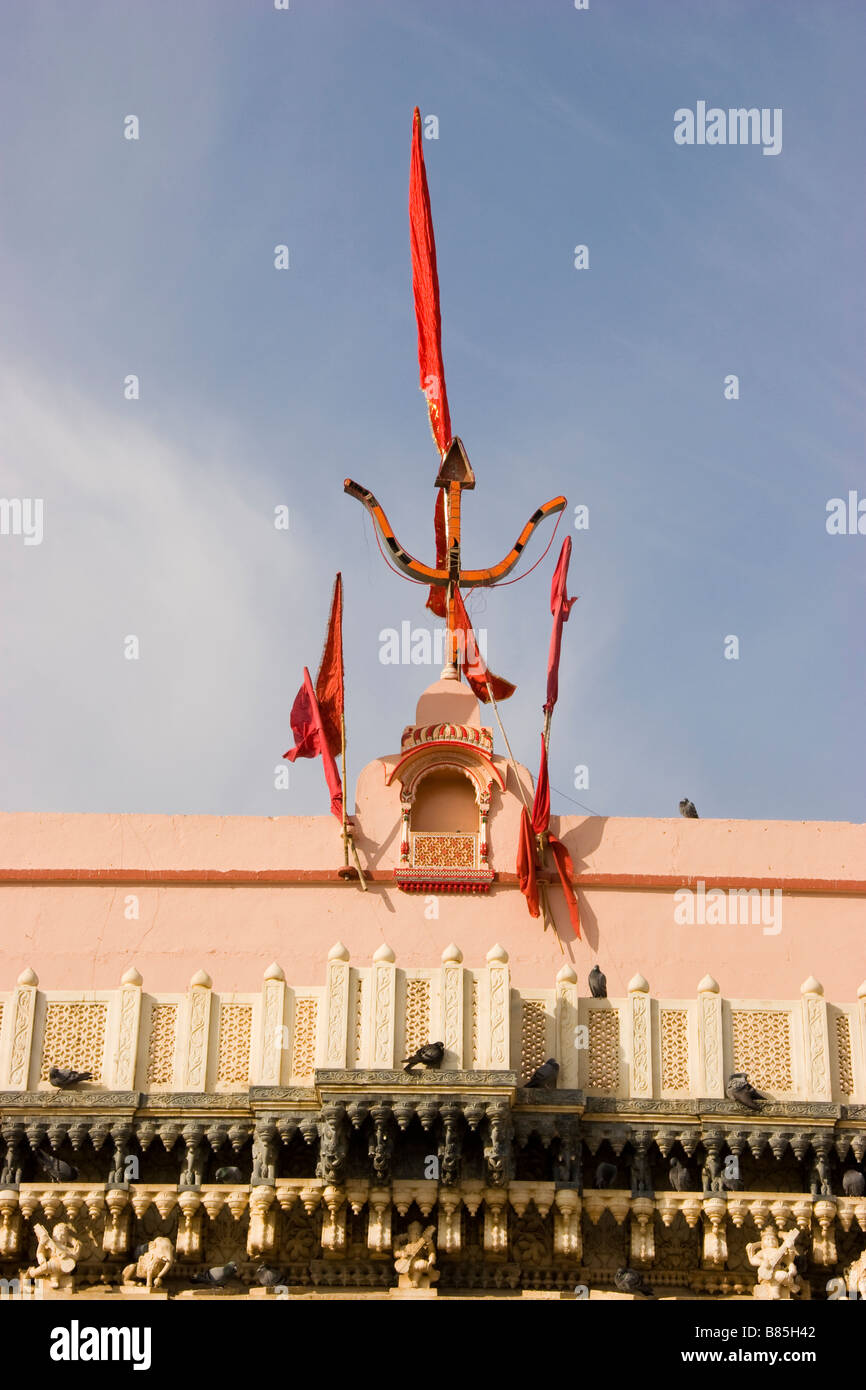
(340, 711, 367, 891)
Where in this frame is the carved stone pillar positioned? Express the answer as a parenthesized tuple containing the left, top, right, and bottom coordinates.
(701, 1196, 728, 1267)
(437, 1190, 462, 1254)
(247, 1186, 278, 1258)
(486, 945, 510, 1071)
(112, 966, 143, 1090)
(325, 943, 351, 1068)
(183, 970, 212, 1091)
(321, 1186, 347, 1254)
(176, 1191, 203, 1260)
(371, 944, 397, 1068)
(483, 1101, 513, 1188)
(812, 1200, 837, 1266)
(179, 1125, 206, 1187)
(367, 1189, 392, 1253)
(628, 975, 652, 1098)
(103, 1188, 131, 1256)
(696, 975, 724, 1097)
(629, 1196, 655, 1266)
(553, 1189, 582, 1260)
(4, 968, 38, 1090)
(440, 944, 464, 1068)
(316, 1104, 349, 1186)
(368, 1105, 395, 1185)
(252, 1121, 279, 1186)
(482, 1188, 509, 1257)
(0, 1123, 26, 1185)
(556, 964, 579, 1089)
(438, 1102, 463, 1187)
(259, 962, 287, 1086)
(108, 1123, 134, 1186)
(800, 979, 832, 1102)
(0, 1190, 21, 1257)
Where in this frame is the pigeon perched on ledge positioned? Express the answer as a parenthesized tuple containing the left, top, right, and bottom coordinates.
(614, 1267, 654, 1297)
(843, 1168, 866, 1197)
(49, 1067, 93, 1089)
(192, 1262, 238, 1288)
(403, 1041, 445, 1072)
(595, 1161, 617, 1188)
(254, 1265, 286, 1287)
(726, 1072, 766, 1110)
(588, 965, 607, 998)
(679, 798, 699, 818)
(668, 1155, 692, 1192)
(36, 1148, 79, 1183)
(214, 1166, 244, 1184)
(525, 1058, 559, 1089)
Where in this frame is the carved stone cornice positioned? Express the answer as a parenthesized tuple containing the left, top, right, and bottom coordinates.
(0, 1092, 139, 1110)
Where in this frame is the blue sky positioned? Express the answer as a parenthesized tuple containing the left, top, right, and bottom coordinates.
(0, 0, 863, 822)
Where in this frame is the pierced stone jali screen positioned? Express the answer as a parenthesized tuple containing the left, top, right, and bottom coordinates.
(731, 1009, 793, 1092)
(660, 1008, 690, 1091)
(835, 1013, 854, 1095)
(587, 1008, 620, 1090)
(292, 997, 319, 1081)
(520, 1000, 548, 1082)
(216, 1003, 253, 1086)
(412, 832, 476, 869)
(145, 1003, 177, 1085)
(403, 977, 430, 1058)
(39, 1001, 107, 1082)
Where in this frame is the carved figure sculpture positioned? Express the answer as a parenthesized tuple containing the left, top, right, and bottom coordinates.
(393, 1222, 439, 1291)
(122, 1236, 175, 1292)
(843, 1250, 866, 1300)
(25, 1222, 85, 1292)
(746, 1226, 802, 1300)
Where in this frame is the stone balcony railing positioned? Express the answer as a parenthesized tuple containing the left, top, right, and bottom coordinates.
(0, 945, 864, 1104)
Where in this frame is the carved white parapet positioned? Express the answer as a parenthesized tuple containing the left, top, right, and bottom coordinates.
(440, 944, 464, 1069)
(112, 967, 143, 1090)
(486, 945, 510, 1071)
(628, 975, 652, 1097)
(183, 971, 213, 1091)
(556, 964, 579, 1089)
(371, 944, 397, 1069)
(325, 943, 351, 1068)
(259, 962, 286, 1087)
(4, 968, 38, 1090)
(696, 975, 724, 1097)
(800, 978, 832, 1101)
(553, 1189, 582, 1260)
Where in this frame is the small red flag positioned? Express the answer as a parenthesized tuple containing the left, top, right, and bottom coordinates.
(517, 807, 540, 919)
(531, 733, 551, 836)
(529, 735, 580, 938)
(284, 667, 343, 821)
(453, 587, 516, 703)
(410, 106, 452, 619)
(314, 573, 344, 761)
(544, 537, 578, 714)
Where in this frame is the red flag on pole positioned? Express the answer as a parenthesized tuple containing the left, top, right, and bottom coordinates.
(314, 573, 344, 761)
(453, 587, 516, 703)
(544, 537, 578, 714)
(410, 106, 452, 619)
(283, 667, 343, 821)
(528, 735, 580, 937)
(517, 807, 540, 919)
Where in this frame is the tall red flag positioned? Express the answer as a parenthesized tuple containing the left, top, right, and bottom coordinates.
(314, 573, 344, 761)
(284, 667, 343, 821)
(452, 587, 515, 703)
(544, 537, 578, 713)
(528, 735, 580, 938)
(410, 106, 452, 619)
(517, 807, 540, 919)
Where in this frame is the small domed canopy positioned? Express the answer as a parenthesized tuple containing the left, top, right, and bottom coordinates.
(414, 673, 481, 729)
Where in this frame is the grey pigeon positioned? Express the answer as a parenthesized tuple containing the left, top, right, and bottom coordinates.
(679, 798, 699, 818)
(588, 965, 607, 998)
(614, 1267, 654, 1297)
(132, 1241, 150, 1260)
(525, 1058, 559, 1090)
(668, 1156, 692, 1192)
(254, 1264, 285, 1287)
(214, 1166, 244, 1184)
(36, 1148, 79, 1183)
(595, 1161, 617, 1188)
(843, 1168, 866, 1197)
(49, 1066, 92, 1089)
(725, 1072, 765, 1110)
(192, 1262, 238, 1287)
(403, 1041, 444, 1072)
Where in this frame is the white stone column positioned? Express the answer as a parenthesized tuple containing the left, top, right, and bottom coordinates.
(371, 943, 397, 1069)
(556, 963, 579, 1089)
(628, 973, 652, 1098)
(800, 977, 832, 1101)
(440, 943, 464, 1069)
(112, 966, 143, 1090)
(3, 968, 38, 1090)
(183, 970, 213, 1091)
(486, 944, 510, 1071)
(696, 975, 724, 1097)
(856, 980, 866, 1103)
(259, 961, 287, 1086)
(324, 942, 351, 1068)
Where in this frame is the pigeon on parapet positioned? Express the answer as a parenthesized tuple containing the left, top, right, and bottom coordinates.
(725, 1073, 766, 1110)
(49, 1067, 93, 1089)
(595, 1161, 617, 1188)
(192, 1262, 239, 1288)
(588, 965, 607, 998)
(254, 1265, 286, 1287)
(403, 1042, 445, 1072)
(214, 1167, 244, 1184)
(668, 1156, 693, 1192)
(679, 798, 699, 818)
(525, 1058, 559, 1089)
(842, 1168, 866, 1197)
(35, 1148, 79, 1183)
(614, 1267, 654, 1297)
